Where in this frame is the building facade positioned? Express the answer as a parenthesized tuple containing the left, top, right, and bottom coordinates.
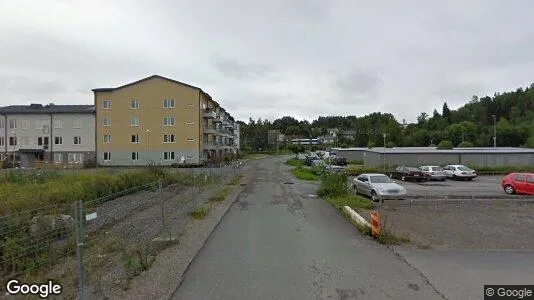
(93, 75, 239, 166)
(0, 104, 96, 168)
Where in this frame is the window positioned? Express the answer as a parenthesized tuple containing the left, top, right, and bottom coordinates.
(103, 99, 111, 109)
(0, 119, 4, 129)
(131, 152, 139, 161)
(186, 138, 194, 142)
(130, 99, 139, 109)
(35, 120, 49, 129)
(37, 137, 43, 146)
(0, 137, 4, 146)
(21, 120, 30, 129)
(74, 136, 82, 145)
(163, 117, 175, 126)
(515, 174, 527, 181)
(163, 99, 175, 108)
(54, 136, 63, 145)
(186, 155, 194, 159)
(53, 119, 63, 129)
(163, 152, 175, 160)
(103, 152, 111, 161)
(131, 134, 139, 143)
(131, 116, 140, 126)
(103, 134, 111, 143)
(8, 119, 17, 129)
(187, 103, 194, 107)
(103, 117, 111, 127)
(73, 119, 82, 128)
(163, 134, 175, 143)
(528, 176, 534, 183)
(9, 137, 17, 146)
(53, 153, 63, 163)
(68, 153, 84, 163)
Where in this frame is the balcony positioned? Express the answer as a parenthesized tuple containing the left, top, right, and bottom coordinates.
(203, 126, 217, 134)
(212, 115, 222, 123)
(203, 140, 219, 149)
(203, 109, 217, 119)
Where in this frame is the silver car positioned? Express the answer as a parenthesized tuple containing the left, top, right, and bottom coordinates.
(419, 165, 447, 181)
(443, 165, 478, 181)
(352, 173, 407, 201)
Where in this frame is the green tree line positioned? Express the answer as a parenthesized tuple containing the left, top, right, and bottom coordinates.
(238, 83, 534, 151)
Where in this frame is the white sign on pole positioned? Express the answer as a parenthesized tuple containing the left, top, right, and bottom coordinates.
(85, 212, 98, 221)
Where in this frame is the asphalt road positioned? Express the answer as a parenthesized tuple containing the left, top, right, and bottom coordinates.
(172, 156, 444, 300)
(396, 250, 534, 300)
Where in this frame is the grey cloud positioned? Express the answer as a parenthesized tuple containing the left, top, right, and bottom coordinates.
(210, 53, 275, 80)
(0, 75, 63, 95)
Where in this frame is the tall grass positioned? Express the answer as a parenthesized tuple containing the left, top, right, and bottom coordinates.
(0, 167, 181, 215)
(291, 167, 318, 181)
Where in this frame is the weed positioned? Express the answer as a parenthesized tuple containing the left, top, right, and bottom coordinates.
(285, 158, 302, 167)
(228, 175, 243, 186)
(325, 195, 375, 210)
(291, 167, 318, 181)
(316, 172, 348, 198)
(190, 205, 210, 219)
(209, 187, 232, 202)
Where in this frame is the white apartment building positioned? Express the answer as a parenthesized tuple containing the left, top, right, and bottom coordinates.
(0, 104, 95, 168)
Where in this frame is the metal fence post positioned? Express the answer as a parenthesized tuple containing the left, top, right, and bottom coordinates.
(159, 179, 165, 236)
(74, 200, 85, 300)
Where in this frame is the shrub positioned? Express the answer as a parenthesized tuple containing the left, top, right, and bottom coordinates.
(437, 140, 454, 149)
(317, 172, 348, 198)
(457, 141, 474, 147)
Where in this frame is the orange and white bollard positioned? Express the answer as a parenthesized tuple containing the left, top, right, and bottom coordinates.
(370, 210, 381, 238)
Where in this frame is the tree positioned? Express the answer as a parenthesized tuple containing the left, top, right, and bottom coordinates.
(432, 109, 441, 118)
(417, 112, 428, 124)
(442, 102, 451, 124)
(437, 140, 454, 149)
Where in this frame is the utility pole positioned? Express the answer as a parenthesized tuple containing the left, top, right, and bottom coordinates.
(383, 133, 387, 171)
(146, 129, 150, 165)
(492, 115, 497, 148)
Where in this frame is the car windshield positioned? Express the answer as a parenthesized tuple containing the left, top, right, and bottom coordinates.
(432, 167, 444, 171)
(369, 175, 393, 183)
(406, 167, 419, 172)
(458, 166, 471, 171)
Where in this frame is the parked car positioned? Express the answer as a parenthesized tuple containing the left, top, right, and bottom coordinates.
(501, 173, 534, 195)
(419, 165, 447, 181)
(326, 164, 346, 173)
(304, 155, 320, 166)
(389, 166, 426, 182)
(331, 157, 347, 166)
(353, 173, 407, 201)
(443, 165, 477, 180)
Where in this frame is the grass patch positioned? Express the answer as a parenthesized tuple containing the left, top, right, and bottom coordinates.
(189, 205, 210, 219)
(324, 195, 375, 210)
(291, 167, 318, 181)
(286, 158, 303, 167)
(228, 175, 243, 186)
(209, 186, 232, 202)
(377, 226, 410, 245)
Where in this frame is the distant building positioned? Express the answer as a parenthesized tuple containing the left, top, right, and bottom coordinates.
(327, 128, 339, 137)
(0, 103, 96, 168)
(317, 135, 335, 144)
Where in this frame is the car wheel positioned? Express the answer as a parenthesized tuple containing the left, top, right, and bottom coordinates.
(371, 190, 379, 202)
(504, 185, 515, 195)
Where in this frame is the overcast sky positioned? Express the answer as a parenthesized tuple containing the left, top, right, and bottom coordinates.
(1, 0, 534, 123)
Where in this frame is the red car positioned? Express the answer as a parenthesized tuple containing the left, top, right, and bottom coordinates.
(501, 173, 534, 195)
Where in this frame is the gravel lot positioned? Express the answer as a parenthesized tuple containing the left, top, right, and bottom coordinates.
(360, 200, 534, 250)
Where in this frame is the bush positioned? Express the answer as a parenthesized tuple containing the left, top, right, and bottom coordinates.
(317, 172, 348, 198)
(457, 141, 474, 147)
(385, 142, 395, 148)
(437, 140, 454, 149)
(367, 141, 375, 148)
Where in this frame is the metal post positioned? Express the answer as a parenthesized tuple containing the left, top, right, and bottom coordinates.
(159, 179, 164, 234)
(74, 200, 85, 300)
(493, 115, 497, 148)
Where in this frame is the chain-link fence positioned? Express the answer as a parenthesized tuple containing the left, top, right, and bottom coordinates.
(0, 161, 245, 299)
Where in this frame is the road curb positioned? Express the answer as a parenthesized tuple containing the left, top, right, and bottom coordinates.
(342, 206, 371, 228)
(165, 169, 253, 299)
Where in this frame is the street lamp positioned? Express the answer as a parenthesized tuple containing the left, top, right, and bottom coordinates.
(492, 115, 497, 148)
(146, 129, 150, 165)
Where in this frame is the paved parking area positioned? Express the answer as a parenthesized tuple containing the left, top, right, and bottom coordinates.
(349, 175, 518, 198)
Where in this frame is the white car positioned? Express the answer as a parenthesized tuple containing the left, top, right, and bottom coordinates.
(419, 165, 447, 181)
(443, 165, 477, 181)
(352, 173, 407, 201)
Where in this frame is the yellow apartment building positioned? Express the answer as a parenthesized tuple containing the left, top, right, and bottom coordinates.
(92, 75, 240, 166)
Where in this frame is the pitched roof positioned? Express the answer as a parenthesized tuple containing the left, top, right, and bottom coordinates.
(0, 104, 95, 114)
(91, 74, 203, 92)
